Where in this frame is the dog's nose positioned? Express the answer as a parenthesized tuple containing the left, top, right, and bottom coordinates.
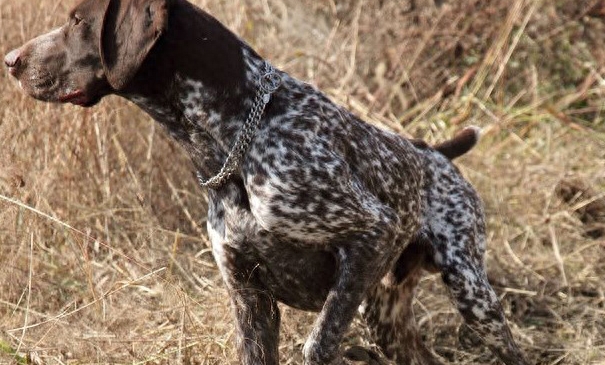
(4, 49, 22, 75)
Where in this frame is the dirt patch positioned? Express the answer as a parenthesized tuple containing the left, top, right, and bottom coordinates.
(556, 177, 605, 238)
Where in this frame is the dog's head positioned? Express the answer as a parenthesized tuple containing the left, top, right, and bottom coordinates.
(4, 0, 169, 107)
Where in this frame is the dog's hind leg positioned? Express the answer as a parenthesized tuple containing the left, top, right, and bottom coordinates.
(360, 239, 444, 365)
(435, 237, 529, 365)
(417, 145, 529, 365)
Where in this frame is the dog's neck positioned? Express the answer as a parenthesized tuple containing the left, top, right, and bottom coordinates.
(117, 0, 270, 186)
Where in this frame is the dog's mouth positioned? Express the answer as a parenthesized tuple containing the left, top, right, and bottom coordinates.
(17, 72, 89, 106)
(58, 90, 89, 106)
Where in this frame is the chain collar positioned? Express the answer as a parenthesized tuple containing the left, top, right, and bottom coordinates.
(197, 62, 282, 190)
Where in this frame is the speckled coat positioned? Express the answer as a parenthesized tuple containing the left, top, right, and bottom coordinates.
(5, 0, 529, 364)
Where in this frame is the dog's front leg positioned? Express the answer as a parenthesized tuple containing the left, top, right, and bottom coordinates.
(208, 188, 281, 365)
(213, 238, 281, 365)
(303, 211, 407, 365)
(229, 277, 281, 365)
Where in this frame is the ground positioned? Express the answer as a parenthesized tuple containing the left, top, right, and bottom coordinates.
(0, 0, 604, 364)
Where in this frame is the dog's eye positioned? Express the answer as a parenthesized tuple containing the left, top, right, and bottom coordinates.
(72, 14, 83, 26)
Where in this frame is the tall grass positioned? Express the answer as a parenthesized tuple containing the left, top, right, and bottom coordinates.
(0, 0, 604, 364)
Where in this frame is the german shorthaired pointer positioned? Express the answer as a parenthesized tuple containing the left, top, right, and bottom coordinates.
(5, 0, 529, 364)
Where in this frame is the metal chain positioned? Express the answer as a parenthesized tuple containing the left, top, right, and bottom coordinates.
(197, 62, 282, 189)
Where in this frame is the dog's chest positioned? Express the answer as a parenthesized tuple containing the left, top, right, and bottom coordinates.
(207, 191, 336, 311)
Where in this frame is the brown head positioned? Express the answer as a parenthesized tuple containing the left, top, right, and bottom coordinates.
(4, 0, 169, 107)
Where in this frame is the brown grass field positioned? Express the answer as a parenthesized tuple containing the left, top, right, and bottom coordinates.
(1, 0, 605, 364)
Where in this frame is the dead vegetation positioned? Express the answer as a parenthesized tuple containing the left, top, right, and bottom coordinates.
(0, 0, 604, 364)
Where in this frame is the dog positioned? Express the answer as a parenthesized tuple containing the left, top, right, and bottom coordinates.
(5, 0, 529, 364)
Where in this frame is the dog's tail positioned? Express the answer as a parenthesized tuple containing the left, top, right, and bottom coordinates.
(433, 126, 481, 160)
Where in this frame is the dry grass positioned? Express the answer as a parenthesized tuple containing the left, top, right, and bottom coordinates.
(1, 0, 605, 364)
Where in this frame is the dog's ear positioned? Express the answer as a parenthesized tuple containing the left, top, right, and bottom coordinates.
(100, 0, 169, 90)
